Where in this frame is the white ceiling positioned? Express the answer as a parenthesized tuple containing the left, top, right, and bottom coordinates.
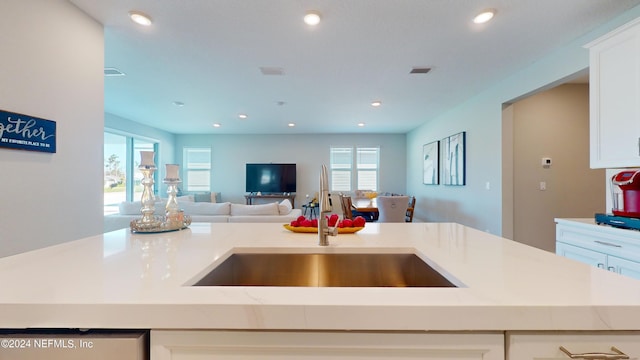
(69, 0, 640, 135)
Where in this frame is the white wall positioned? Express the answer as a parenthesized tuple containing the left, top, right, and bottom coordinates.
(406, 7, 640, 234)
(0, 0, 104, 258)
(510, 84, 605, 251)
(174, 133, 407, 206)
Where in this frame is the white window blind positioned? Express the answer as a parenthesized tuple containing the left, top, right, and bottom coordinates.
(184, 147, 211, 191)
(330, 146, 379, 192)
(330, 147, 352, 192)
(357, 147, 379, 191)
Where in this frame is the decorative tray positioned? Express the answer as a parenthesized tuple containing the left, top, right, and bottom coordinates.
(283, 224, 364, 234)
(130, 215, 192, 233)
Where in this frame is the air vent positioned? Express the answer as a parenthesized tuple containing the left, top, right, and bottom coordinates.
(410, 67, 432, 74)
(260, 67, 285, 76)
(104, 68, 125, 77)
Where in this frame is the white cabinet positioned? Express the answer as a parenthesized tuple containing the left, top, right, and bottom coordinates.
(607, 255, 640, 279)
(151, 330, 504, 360)
(507, 332, 640, 359)
(556, 241, 607, 269)
(586, 18, 640, 168)
(555, 219, 640, 280)
(556, 241, 640, 277)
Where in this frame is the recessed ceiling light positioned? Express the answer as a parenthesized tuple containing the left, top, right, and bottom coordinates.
(371, 100, 382, 107)
(213, 123, 221, 128)
(238, 114, 248, 119)
(288, 123, 296, 127)
(473, 9, 496, 24)
(129, 11, 153, 26)
(358, 122, 365, 127)
(173, 101, 185, 107)
(304, 10, 322, 26)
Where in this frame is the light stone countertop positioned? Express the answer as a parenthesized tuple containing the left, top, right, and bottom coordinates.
(1, 221, 639, 331)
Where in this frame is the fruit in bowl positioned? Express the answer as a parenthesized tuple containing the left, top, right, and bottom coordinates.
(286, 215, 366, 233)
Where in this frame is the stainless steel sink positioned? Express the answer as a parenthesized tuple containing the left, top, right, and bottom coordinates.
(192, 253, 456, 287)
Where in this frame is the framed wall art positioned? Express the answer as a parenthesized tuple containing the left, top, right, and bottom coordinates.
(442, 131, 466, 186)
(422, 140, 439, 185)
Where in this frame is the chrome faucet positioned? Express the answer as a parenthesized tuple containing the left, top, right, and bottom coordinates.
(318, 164, 338, 246)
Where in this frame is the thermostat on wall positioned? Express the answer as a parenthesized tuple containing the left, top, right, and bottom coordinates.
(541, 157, 552, 167)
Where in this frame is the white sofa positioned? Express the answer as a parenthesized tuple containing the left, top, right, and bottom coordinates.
(104, 198, 301, 232)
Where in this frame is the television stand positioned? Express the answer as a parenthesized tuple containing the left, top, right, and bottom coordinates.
(245, 193, 296, 208)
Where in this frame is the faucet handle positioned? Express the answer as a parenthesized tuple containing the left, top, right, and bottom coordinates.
(328, 224, 339, 237)
(327, 215, 340, 236)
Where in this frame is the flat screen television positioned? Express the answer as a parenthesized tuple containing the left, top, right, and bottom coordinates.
(245, 163, 296, 193)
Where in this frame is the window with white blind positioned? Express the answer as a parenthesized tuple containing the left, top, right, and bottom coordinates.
(183, 147, 211, 192)
(330, 147, 379, 192)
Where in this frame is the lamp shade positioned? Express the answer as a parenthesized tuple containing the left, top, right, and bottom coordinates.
(165, 164, 180, 179)
(140, 151, 155, 167)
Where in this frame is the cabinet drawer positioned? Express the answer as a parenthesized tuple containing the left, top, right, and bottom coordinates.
(152, 331, 505, 360)
(507, 331, 640, 359)
(556, 223, 640, 263)
(556, 242, 607, 269)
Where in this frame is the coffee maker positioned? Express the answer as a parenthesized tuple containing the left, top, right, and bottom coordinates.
(611, 170, 640, 218)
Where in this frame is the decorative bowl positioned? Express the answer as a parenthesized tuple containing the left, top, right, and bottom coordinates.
(283, 224, 364, 234)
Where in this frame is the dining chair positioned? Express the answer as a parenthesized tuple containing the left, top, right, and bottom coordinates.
(405, 196, 416, 222)
(339, 194, 354, 220)
(377, 196, 410, 223)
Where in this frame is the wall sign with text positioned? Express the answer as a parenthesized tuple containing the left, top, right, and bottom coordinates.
(0, 109, 56, 153)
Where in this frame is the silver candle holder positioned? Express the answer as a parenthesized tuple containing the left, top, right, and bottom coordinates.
(163, 164, 186, 227)
(130, 152, 191, 233)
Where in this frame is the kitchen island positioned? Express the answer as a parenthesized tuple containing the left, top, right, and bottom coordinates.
(1, 222, 640, 358)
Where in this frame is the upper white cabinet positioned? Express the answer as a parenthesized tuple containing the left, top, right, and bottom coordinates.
(586, 18, 640, 168)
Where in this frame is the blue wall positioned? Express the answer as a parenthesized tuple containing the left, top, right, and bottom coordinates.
(406, 6, 640, 235)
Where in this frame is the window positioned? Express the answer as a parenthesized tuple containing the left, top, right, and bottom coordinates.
(330, 147, 379, 192)
(132, 139, 156, 200)
(103, 131, 158, 215)
(104, 132, 127, 215)
(330, 147, 353, 192)
(356, 147, 379, 191)
(183, 147, 211, 192)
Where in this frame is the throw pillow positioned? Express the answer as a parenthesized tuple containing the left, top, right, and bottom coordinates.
(194, 192, 211, 202)
(278, 199, 293, 215)
(192, 192, 219, 203)
(230, 202, 280, 216)
(177, 195, 195, 202)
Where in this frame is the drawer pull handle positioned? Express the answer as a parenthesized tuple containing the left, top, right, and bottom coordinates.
(559, 346, 629, 359)
(594, 240, 622, 248)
